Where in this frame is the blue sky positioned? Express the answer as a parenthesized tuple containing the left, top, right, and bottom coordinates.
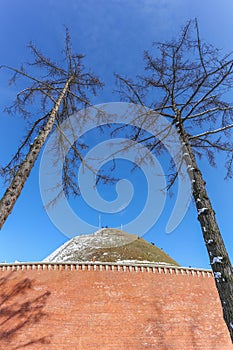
(0, 0, 232, 268)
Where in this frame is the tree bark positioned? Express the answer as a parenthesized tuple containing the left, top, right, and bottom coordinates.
(0, 76, 73, 229)
(178, 122, 233, 341)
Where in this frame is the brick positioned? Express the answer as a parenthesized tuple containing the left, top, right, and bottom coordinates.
(0, 263, 231, 349)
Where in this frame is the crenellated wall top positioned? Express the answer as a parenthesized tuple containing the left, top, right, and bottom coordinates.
(0, 261, 213, 277)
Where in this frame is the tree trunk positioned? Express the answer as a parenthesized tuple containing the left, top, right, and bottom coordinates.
(178, 122, 233, 342)
(0, 76, 73, 229)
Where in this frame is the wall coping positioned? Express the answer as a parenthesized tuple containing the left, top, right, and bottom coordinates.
(0, 261, 213, 277)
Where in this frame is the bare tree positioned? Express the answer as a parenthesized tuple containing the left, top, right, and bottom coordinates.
(115, 19, 233, 341)
(0, 29, 103, 229)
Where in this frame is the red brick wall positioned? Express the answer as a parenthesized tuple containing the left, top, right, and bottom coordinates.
(0, 263, 232, 349)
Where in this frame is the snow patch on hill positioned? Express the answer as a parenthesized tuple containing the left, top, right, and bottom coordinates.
(43, 228, 137, 263)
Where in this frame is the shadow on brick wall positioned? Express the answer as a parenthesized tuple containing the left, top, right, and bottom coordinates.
(0, 271, 52, 349)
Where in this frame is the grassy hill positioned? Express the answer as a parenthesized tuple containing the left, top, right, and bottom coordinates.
(44, 228, 179, 266)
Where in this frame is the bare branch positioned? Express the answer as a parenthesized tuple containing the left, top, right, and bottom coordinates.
(0, 65, 57, 91)
(182, 60, 233, 119)
(190, 123, 233, 139)
(115, 74, 145, 106)
(195, 18, 207, 76)
(187, 105, 233, 120)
